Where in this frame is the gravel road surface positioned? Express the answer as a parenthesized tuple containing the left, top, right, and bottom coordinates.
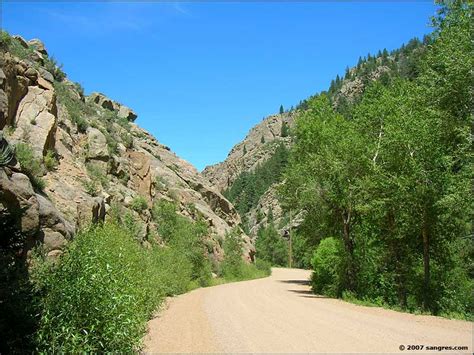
(144, 268, 472, 353)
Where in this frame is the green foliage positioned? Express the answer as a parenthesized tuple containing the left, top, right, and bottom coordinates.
(43, 150, 58, 171)
(130, 195, 148, 212)
(0, 30, 35, 60)
(121, 132, 133, 149)
(280, 2, 473, 318)
(0, 30, 12, 50)
(280, 121, 290, 137)
(220, 228, 244, 279)
(85, 162, 108, 189)
(0, 212, 40, 353)
(0, 139, 15, 166)
(279, 104, 284, 114)
(152, 200, 212, 286)
(224, 143, 289, 216)
(154, 175, 167, 192)
(311, 238, 346, 297)
(14, 143, 45, 191)
(54, 81, 92, 133)
(255, 223, 288, 266)
(105, 133, 118, 155)
(218, 227, 271, 281)
(32, 223, 192, 352)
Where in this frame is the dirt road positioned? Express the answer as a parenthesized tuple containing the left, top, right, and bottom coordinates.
(143, 268, 472, 353)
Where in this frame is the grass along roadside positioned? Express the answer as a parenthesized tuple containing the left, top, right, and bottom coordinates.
(26, 215, 269, 353)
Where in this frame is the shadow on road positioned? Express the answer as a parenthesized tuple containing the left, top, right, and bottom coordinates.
(288, 289, 330, 298)
(278, 279, 311, 285)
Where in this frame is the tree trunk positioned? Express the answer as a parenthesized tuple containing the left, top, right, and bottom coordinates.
(387, 211, 407, 308)
(341, 210, 355, 291)
(422, 209, 430, 311)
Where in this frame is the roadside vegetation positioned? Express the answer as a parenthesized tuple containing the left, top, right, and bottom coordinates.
(5, 198, 269, 353)
(280, 2, 473, 320)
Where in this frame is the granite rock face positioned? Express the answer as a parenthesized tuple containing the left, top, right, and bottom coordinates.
(1, 34, 253, 262)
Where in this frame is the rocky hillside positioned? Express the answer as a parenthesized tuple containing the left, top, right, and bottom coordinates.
(203, 112, 294, 192)
(0, 33, 253, 263)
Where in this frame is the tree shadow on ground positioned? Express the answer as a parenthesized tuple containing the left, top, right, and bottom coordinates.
(287, 289, 329, 298)
(278, 279, 311, 285)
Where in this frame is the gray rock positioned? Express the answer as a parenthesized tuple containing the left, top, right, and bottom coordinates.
(24, 67, 38, 82)
(38, 67, 55, 83)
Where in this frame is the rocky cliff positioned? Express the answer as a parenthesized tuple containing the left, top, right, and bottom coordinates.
(0, 34, 253, 262)
(203, 112, 294, 192)
(202, 112, 294, 240)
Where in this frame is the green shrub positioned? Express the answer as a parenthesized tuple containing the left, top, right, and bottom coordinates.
(75, 116, 89, 133)
(152, 200, 212, 286)
(311, 237, 346, 297)
(220, 228, 247, 279)
(85, 162, 108, 189)
(106, 134, 118, 155)
(0, 30, 12, 50)
(255, 259, 272, 274)
(14, 143, 45, 191)
(0, 30, 34, 60)
(32, 223, 193, 352)
(82, 179, 99, 196)
(54, 81, 92, 132)
(130, 195, 148, 212)
(154, 175, 167, 192)
(121, 132, 133, 148)
(43, 150, 58, 171)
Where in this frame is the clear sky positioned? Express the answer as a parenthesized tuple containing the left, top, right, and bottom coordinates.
(2, 1, 436, 171)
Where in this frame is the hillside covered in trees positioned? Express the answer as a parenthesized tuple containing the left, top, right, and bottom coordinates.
(278, 1, 472, 318)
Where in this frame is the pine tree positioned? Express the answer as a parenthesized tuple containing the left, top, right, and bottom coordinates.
(279, 105, 284, 114)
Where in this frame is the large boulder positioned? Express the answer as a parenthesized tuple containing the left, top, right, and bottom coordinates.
(87, 92, 114, 111)
(0, 168, 39, 238)
(35, 193, 75, 254)
(76, 196, 106, 228)
(86, 127, 109, 160)
(0, 55, 30, 129)
(27, 38, 48, 56)
(11, 85, 57, 156)
(117, 105, 137, 122)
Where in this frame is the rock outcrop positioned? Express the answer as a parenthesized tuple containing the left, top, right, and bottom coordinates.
(11, 85, 57, 156)
(203, 112, 295, 192)
(0, 34, 252, 263)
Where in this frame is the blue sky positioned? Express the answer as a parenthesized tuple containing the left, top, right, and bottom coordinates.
(2, 1, 436, 171)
